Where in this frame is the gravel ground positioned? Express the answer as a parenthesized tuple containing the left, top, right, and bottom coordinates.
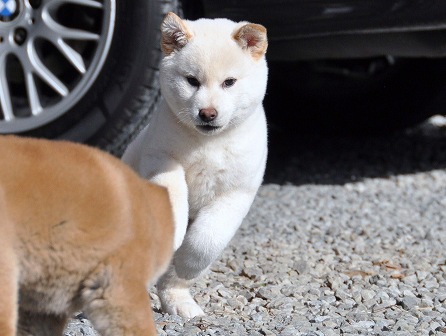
(65, 117, 446, 335)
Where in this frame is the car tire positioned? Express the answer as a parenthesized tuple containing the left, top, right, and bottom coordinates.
(85, 0, 180, 156)
(1, 0, 178, 156)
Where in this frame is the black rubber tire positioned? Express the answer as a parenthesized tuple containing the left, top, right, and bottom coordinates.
(25, 0, 178, 157)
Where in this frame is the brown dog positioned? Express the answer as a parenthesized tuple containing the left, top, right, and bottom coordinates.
(0, 136, 174, 336)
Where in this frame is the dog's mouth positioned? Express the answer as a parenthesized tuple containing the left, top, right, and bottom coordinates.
(196, 124, 222, 133)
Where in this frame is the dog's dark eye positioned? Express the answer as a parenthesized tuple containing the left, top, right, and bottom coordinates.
(186, 76, 200, 87)
(223, 78, 237, 88)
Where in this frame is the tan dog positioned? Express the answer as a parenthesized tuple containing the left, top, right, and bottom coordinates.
(0, 136, 173, 336)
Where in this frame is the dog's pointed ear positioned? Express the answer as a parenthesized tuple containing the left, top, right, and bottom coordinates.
(233, 23, 268, 60)
(161, 12, 193, 55)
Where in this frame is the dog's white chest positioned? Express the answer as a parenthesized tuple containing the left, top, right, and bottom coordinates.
(185, 146, 242, 217)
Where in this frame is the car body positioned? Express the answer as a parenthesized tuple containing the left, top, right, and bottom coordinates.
(185, 0, 446, 60)
(1, 0, 445, 150)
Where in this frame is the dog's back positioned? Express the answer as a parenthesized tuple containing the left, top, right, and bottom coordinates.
(0, 136, 173, 336)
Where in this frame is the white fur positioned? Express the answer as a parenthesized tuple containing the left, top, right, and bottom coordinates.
(123, 15, 268, 318)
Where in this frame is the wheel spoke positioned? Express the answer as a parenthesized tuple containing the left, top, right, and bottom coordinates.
(28, 43, 69, 96)
(56, 38, 86, 73)
(24, 71, 43, 116)
(56, 25, 99, 41)
(46, 0, 103, 10)
(0, 56, 15, 121)
(42, 9, 100, 41)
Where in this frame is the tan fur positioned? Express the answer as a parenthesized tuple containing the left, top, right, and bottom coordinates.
(0, 136, 174, 336)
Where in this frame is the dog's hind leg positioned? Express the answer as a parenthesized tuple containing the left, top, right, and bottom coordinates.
(17, 310, 67, 336)
(81, 263, 156, 336)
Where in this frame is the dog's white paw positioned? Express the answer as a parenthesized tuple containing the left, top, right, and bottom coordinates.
(158, 288, 205, 319)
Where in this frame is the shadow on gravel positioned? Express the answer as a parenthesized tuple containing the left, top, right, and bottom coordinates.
(264, 122, 446, 186)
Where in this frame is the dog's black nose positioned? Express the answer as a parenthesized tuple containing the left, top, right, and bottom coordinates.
(199, 108, 218, 122)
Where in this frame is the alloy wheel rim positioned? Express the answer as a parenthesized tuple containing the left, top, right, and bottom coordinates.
(0, 0, 116, 133)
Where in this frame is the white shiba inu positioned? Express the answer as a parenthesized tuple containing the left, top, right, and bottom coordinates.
(123, 12, 268, 318)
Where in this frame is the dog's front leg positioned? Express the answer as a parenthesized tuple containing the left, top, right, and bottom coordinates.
(123, 141, 189, 250)
(157, 191, 255, 318)
(148, 164, 189, 251)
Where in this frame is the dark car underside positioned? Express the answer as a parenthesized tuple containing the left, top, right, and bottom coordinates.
(184, 0, 446, 60)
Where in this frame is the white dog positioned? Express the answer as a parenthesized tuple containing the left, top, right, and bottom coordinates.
(123, 12, 268, 318)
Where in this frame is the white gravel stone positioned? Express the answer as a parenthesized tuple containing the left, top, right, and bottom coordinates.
(403, 274, 418, 285)
(361, 289, 376, 302)
(352, 321, 375, 329)
(399, 296, 419, 310)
